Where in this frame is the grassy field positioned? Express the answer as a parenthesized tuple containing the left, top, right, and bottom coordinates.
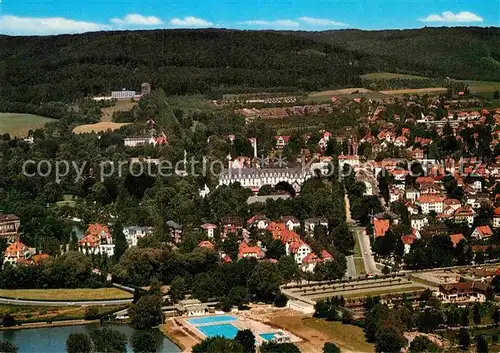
(380, 87, 447, 95)
(271, 314, 374, 353)
(457, 80, 500, 93)
(361, 72, 429, 80)
(72, 121, 131, 134)
(0, 288, 132, 301)
(354, 258, 366, 275)
(101, 100, 137, 122)
(0, 304, 125, 323)
(0, 113, 56, 137)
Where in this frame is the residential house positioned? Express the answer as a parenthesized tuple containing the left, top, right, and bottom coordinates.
(304, 217, 328, 233)
(238, 242, 264, 260)
(437, 281, 490, 302)
(78, 223, 114, 257)
(287, 240, 312, 264)
(452, 206, 476, 226)
(416, 195, 444, 214)
(450, 233, 466, 248)
(301, 253, 323, 273)
(410, 214, 429, 231)
(3, 240, 35, 266)
(373, 218, 390, 237)
(247, 214, 270, 230)
(338, 154, 360, 169)
(280, 216, 300, 230)
(0, 214, 20, 243)
(123, 226, 154, 247)
(394, 136, 408, 148)
(401, 235, 416, 254)
(200, 223, 217, 238)
(221, 216, 244, 237)
(199, 240, 215, 250)
(274, 135, 291, 148)
(405, 187, 420, 202)
(166, 220, 183, 243)
(493, 207, 500, 228)
(471, 225, 493, 240)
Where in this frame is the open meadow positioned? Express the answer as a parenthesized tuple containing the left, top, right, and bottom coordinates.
(0, 288, 132, 301)
(72, 121, 131, 134)
(0, 113, 56, 137)
(361, 72, 429, 80)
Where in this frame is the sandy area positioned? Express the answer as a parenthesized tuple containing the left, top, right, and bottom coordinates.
(72, 122, 131, 134)
(381, 87, 447, 95)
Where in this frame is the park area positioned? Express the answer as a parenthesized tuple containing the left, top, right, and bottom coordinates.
(0, 288, 132, 301)
(267, 311, 374, 353)
(0, 113, 56, 137)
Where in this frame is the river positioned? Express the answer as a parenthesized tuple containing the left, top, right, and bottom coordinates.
(0, 323, 181, 353)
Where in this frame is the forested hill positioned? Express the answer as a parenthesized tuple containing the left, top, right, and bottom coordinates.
(0, 27, 499, 106)
(0, 29, 369, 104)
(293, 27, 500, 82)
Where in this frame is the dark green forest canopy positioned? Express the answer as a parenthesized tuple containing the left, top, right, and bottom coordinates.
(0, 27, 498, 105)
(293, 27, 500, 82)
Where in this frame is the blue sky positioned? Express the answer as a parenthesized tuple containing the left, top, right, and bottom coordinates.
(0, 0, 498, 35)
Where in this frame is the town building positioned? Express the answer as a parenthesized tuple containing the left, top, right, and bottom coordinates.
(78, 224, 115, 257)
(0, 214, 20, 242)
(123, 226, 154, 247)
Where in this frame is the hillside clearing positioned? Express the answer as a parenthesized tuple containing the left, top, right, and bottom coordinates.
(0, 113, 56, 137)
(381, 87, 447, 95)
(101, 100, 137, 122)
(361, 72, 429, 80)
(309, 88, 372, 97)
(0, 288, 132, 301)
(72, 122, 131, 134)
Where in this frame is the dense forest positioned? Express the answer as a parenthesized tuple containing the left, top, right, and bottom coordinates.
(0, 27, 498, 108)
(295, 27, 500, 82)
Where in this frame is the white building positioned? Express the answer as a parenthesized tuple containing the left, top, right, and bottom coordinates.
(123, 226, 154, 247)
(287, 240, 311, 264)
(416, 195, 444, 214)
(111, 90, 136, 99)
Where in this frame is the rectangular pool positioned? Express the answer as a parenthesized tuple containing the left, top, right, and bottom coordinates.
(196, 323, 239, 339)
(187, 315, 237, 326)
(259, 333, 276, 341)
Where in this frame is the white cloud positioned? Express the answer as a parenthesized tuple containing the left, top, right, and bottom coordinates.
(298, 17, 347, 26)
(169, 16, 213, 27)
(110, 14, 163, 26)
(239, 19, 301, 29)
(419, 11, 483, 23)
(0, 15, 109, 35)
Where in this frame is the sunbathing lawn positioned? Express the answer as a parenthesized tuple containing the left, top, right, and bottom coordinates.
(271, 314, 373, 353)
(354, 258, 366, 275)
(0, 288, 132, 301)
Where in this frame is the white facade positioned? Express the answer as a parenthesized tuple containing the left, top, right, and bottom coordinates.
(219, 168, 310, 192)
(124, 137, 157, 147)
(111, 90, 136, 99)
(410, 217, 428, 231)
(123, 226, 154, 247)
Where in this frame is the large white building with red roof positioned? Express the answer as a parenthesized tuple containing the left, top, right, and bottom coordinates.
(78, 223, 115, 257)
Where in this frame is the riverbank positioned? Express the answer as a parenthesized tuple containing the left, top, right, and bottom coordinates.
(161, 319, 200, 353)
(0, 319, 100, 331)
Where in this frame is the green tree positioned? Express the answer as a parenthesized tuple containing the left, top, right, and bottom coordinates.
(132, 331, 158, 353)
(476, 335, 489, 353)
(113, 222, 127, 261)
(169, 276, 187, 303)
(375, 326, 407, 353)
(274, 292, 289, 307)
(473, 303, 481, 325)
(248, 262, 282, 302)
(323, 342, 341, 353)
(492, 308, 499, 327)
(2, 314, 16, 327)
(409, 336, 440, 353)
(66, 333, 93, 353)
(235, 329, 256, 353)
(261, 342, 300, 353)
(192, 337, 244, 353)
(458, 328, 470, 351)
(90, 328, 127, 353)
(0, 341, 17, 353)
(129, 295, 164, 329)
(278, 255, 300, 282)
(266, 239, 286, 260)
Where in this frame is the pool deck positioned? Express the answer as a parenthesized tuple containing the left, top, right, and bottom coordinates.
(161, 311, 300, 352)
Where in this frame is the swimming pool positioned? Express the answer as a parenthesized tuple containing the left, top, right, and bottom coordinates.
(259, 333, 276, 341)
(186, 315, 237, 326)
(196, 323, 240, 339)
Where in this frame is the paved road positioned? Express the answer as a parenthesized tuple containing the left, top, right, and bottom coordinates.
(0, 297, 133, 306)
(354, 227, 380, 274)
(345, 255, 357, 278)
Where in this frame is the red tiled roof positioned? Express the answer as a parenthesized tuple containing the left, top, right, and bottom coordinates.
(302, 253, 322, 264)
(401, 235, 416, 245)
(4, 240, 29, 257)
(475, 225, 493, 237)
(199, 241, 215, 250)
(238, 242, 264, 259)
(373, 218, 390, 237)
(288, 240, 310, 254)
(200, 223, 217, 230)
(417, 195, 444, 203)
(450, 233, 466, 246)
(321, 250, 334, 260)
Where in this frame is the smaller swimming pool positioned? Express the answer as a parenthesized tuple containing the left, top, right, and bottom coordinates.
(197, 323, 239, 339)
(186, 315, 237, 326)
(259, 333, 276, 341)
